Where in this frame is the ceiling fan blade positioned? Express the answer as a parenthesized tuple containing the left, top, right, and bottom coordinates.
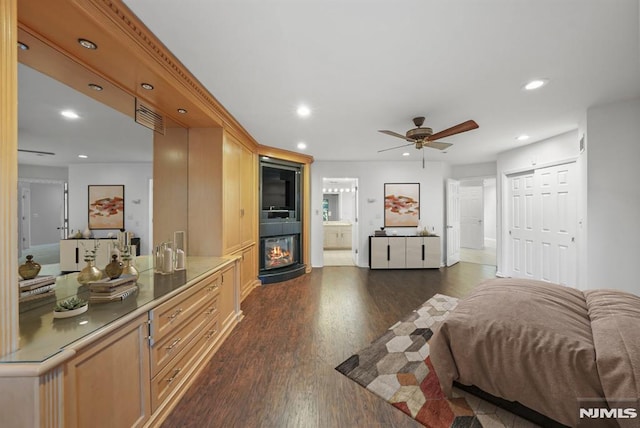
(423, 141, 453, 151)
(426, 120, 478, 142)
(378, 130, 413, 141)
(377, 142, 414, 153)
(18, 148, 56, 156)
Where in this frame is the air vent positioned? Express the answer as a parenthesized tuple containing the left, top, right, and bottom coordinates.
(135, 99, 165, 135)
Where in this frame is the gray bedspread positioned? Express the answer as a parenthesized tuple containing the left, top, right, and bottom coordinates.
(430, 278, 639, 427)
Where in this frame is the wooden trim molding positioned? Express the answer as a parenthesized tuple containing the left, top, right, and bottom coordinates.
(258, 144, 314, 165)
(0, 0, 19, 357)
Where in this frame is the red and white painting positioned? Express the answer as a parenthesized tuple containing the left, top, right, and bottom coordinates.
(88, 185, 125, 230)
(384, 183, 420, 227)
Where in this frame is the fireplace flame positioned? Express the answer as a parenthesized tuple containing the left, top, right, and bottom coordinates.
(268, 245, 290, 260)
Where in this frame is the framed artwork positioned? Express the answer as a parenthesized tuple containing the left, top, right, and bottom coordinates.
(384, 183, 420, 227)
(88, 185, 125, 230)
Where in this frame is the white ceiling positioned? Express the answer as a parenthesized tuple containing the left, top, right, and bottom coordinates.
(18, 1, 640, 168)
(121, 0, 640, 165)
(18, 64, 152, 167)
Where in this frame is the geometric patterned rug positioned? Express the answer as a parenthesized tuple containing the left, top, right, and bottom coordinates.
(335, 294, 483, 428)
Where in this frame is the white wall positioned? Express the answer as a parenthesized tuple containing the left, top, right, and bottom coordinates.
(452, 162, 497, 179)
(312, 160, 446, 267)
(585, 97, 640, 294)
(68, 163, 152, 254)
(496, 130, 580, 278)
(18, 164, 68, 181)
(483, 178, 497, 242)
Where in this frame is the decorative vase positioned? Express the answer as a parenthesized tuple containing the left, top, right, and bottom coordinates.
(82, 226, 91, 239)
(77, 260, 103, 285)
(19, 255, 41, 280)
(105, 254, 124, 279)
(122, 259, 139, 280)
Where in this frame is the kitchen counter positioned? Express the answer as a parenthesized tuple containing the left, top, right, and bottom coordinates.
(1, 255, 231, 364)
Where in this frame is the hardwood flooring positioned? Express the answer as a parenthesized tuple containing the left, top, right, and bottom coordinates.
(162, 263, 496, 428)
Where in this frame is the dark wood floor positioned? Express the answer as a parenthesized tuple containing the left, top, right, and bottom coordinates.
(162, 262, 496, 428)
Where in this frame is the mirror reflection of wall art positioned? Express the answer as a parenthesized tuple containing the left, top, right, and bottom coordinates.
(88, 185, 125, 230)
(384, 183, 420, 227)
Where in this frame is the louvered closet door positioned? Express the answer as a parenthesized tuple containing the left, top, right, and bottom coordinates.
(507, 163, 577, 286)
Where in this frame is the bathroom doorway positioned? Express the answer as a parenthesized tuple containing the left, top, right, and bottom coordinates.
(322, 177, 358, 266)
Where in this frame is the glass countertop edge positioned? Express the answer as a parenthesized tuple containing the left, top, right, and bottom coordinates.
(0, 255, 232, 364)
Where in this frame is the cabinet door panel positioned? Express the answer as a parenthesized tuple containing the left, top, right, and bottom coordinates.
(405, 237, 424, 269)
(425, 236, 441, 268)
(388, 237, 406, 268)
(65, 314, 150, 428)
(370, 237, 388, 268)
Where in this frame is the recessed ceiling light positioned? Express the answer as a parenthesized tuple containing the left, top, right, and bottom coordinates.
(88, 83, 103, 91)
(296, 105, 311, 117)
(141, 83, 154, 90)
(262, 156, 270, 160)
(60, 110, 79, 119)
(297, 142, 307, 150)
(402, 152, 410, 156)
(523, 79, 548, 90)
(516, 135, 530, 141)
(78, 154, 88, 159)
(17, 41, 29, 51)
(177, 108, 187, 114)
(78, 38, 97, 50)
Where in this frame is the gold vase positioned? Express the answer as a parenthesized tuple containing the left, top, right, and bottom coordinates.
(122, 259, 139, 280)
(104, 254, 124, 279)
(77, 260, 103, 285)
(19, 255, 41, 280)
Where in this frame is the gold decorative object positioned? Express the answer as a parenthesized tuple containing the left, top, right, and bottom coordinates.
(104, 254, 124, 279)
(122, 259, 139, 280)
(77, 260, 103, 285)
(19, 255, 41, 280)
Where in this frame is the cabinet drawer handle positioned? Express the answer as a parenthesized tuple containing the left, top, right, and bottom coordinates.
(165, 368, 182, 383)
(166, 337, 182, 350)
(168, 308, 183, 320)
(387, 245, 390, 261)
(205, 307, 217, 315)
(205, 328, 218, 339)
(422, 244, 425, 261)
(207, 283, 219, 292)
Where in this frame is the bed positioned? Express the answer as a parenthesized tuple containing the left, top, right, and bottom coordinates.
(429, 278, 640, 427)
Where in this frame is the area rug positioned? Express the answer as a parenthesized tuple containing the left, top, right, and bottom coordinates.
(335, 294, 482, 428)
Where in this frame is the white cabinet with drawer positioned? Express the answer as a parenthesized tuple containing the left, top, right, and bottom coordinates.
(369, 236, 441, 269)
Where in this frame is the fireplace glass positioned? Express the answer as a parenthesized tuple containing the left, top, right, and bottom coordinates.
(264, 235, 296, 270)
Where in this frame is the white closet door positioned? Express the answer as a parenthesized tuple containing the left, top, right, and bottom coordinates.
(536, 163, 576, 286)
(508, 172, 536, 279)
(507, 163, 576, 286)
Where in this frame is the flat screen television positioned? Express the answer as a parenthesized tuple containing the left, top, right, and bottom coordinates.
(261, 165, 297, 211)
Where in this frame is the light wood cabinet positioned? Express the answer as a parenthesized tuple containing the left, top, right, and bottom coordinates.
(323, 224, 352, 249)
(370, 236, 441, 269)
(223, 133, 256, 254)
(64, 314, 151, 428)
(239, 244, 257, 302)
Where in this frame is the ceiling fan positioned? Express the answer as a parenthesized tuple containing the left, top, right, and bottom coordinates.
(378, 117, 479, 167)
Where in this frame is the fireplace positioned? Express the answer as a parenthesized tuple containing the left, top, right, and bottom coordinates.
(263, 235, 296, 270)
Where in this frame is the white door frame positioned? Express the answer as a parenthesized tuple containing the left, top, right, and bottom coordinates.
(446, 178, 460, 266)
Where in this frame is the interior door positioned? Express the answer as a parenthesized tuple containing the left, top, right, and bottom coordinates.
(446, 179, 460, 266)
(507, 172, 536, 279)
(460, 184, 484, 249)
(20, 187, 31, 251)
(507, 163, 577, 285)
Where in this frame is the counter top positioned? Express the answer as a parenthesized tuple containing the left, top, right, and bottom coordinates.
(1, 256, 231, 364)
(323, 221, 352, 226)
